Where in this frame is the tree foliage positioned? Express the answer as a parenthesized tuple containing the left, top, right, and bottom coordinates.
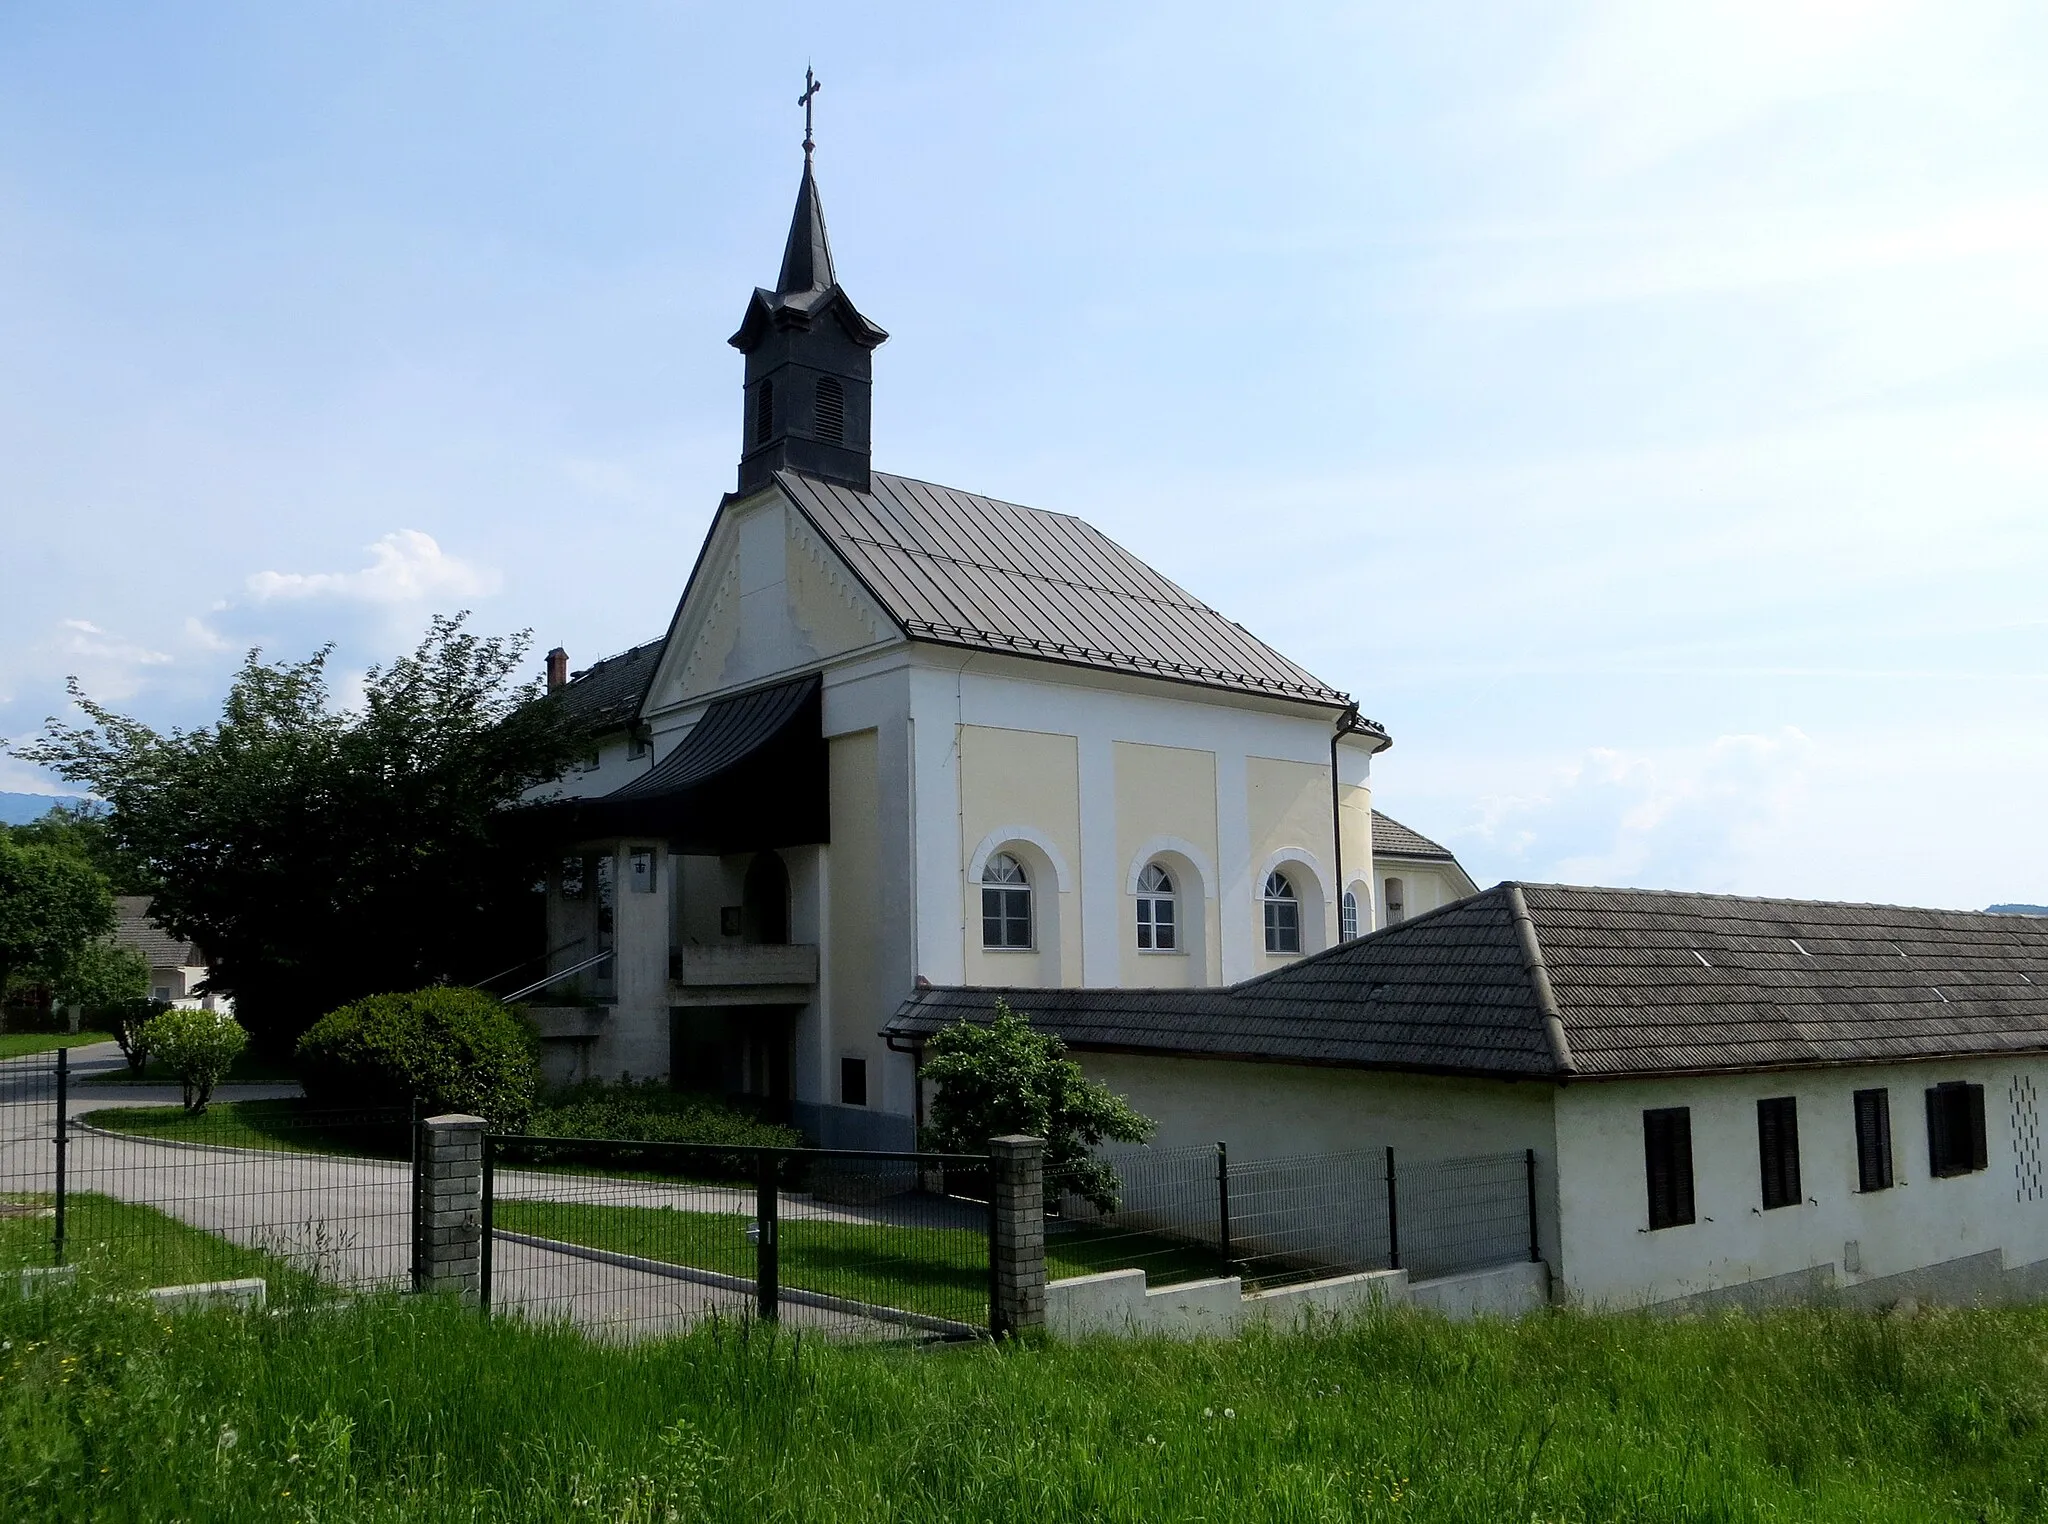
(16, 615, 589, 1049)
(4, 802, 156, 896)
(0, 835, 115, 1005)
(54, 939, 149, 1013)
(920, 999, 1154, 1211)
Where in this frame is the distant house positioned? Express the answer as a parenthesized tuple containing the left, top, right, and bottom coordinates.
(112, 898, 224, 1012)
(890, 883, 2048, 1310)
(1369, 811, 1477, 929)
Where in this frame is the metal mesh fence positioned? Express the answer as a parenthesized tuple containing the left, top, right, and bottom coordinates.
(483, 1137, 992, 1343)
(0, 1049, 414, 1299)
(1051, 1141, 1534, 1290)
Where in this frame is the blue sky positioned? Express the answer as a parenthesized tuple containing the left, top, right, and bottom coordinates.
(3, 2, 2045, 908)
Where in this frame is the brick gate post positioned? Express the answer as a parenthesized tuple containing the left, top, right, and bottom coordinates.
(989, 1134, 1047, 1337)
(416, 1115, 486, 1301)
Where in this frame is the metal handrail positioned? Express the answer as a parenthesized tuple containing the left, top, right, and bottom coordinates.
(501, 949, 614, 1004)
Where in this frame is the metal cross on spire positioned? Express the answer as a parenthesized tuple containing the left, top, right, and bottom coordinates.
(799, 66, 822, 161)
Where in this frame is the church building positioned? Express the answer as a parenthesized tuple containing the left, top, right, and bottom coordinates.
(523, 144, 1437, 1149)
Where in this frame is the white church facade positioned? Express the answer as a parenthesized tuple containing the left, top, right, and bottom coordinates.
(522, 153, 1426, 1148)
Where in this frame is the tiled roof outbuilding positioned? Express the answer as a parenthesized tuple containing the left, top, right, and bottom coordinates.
(888, 883, 2048, 1081)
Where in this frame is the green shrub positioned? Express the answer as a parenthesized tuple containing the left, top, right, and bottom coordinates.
(517, 1080, 803, 1178)
(137, 1007, 249, 1114)
(296, 987, 539, 1127)
(104, 994, 170, 1073)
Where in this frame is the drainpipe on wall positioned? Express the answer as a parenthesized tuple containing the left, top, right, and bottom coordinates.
(1330, 702, 1361, 940)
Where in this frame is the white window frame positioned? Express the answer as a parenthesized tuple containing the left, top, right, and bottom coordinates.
(1263, 870, 1301, 955)
(1135, 863, 1179, 953)
(980, 853, 1034, 951)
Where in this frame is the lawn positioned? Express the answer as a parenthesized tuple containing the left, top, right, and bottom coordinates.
(0, 1029, 114, 1059)
(497, 1200, 1293, 1328)
(79, 1099, 412, 1160)
(0, 1191, 310, 1296)
(6, 1285, 2048, 1520)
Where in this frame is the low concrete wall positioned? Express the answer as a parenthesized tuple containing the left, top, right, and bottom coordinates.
(145, 1277, 267, 1313)
(1047, 1259, 1550, 1339)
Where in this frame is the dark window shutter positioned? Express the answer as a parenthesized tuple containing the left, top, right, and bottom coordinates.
(1966, 1083, 1988, 1173)
(1927, 1085, 1952, 1176)
(1854, 1088, 1893, 1192)
(1644, 1107, 1695, 1229)
(1758, 1097, 1801, 1210)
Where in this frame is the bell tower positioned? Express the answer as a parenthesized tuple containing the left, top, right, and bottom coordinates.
(729, 75, 888, 495)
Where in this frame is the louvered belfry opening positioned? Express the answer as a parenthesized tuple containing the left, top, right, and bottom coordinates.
(755, 379, 775, 446)
(814, 375, 845, 443)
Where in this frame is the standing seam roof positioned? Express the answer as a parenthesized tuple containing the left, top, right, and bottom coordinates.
(778, 469, 1372, 714)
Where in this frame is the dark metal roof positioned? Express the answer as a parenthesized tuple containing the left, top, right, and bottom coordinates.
(552, 639, 662, 735)
(887, 883, 2048, 1081)
(603, 674, 818, 804)
(1371, 811, 1457, 861)
(728, 161, 887, 354)
(777, 469, 1372, 715)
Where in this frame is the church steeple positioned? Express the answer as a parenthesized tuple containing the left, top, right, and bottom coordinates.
(730, 86, 887, 496)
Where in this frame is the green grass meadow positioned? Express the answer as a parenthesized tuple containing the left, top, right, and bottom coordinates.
(0, 1029, 114, 1059)
(6, 1286, 2048, 1522)
(1, 1192, 314, 1297)
(80, 1100, 411, 1159)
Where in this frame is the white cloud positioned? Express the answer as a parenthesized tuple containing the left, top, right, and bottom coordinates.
(1463, 729, 1818, 892)
(55, 618, 172, 668)
(182, 616, 233, 652)
(247, 530, 498, 605)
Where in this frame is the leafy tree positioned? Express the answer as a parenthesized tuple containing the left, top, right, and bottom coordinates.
(16, 614, 590, 1051)
(105, 995, 169, 1074)
(139, 1007, 248, 1114)
(5, 802, 156, 896)
(920, 999, 1154, 1212)
(297, 987, 540, 1128)
(0, 835, 115, 1010)
(54, 939, 150, 1014)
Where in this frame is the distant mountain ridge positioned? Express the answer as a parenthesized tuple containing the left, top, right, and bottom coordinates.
(0, 792, 90, 826)
(1988, 904, 2048, 917)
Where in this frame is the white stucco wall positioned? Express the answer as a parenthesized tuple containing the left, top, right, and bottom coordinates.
(1553, 1059, 2048, 1308)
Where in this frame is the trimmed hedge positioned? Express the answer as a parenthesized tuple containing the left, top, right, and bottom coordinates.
(297, 987, 539, 1128)
(529, 1081, 804, 1150)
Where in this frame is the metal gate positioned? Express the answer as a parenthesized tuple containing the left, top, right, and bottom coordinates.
(479, 1133, 993, 1341)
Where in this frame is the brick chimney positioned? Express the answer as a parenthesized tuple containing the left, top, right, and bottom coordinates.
(546, 647, 568, 693)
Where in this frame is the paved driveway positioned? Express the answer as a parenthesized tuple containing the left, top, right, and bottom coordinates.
(0, 1047, 977, 1341)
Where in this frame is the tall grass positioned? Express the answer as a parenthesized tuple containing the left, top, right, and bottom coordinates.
(6, 1287, 2048, 1521)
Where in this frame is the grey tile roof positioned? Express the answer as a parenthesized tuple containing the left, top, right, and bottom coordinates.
(553, 639, 663, 734)
(112, 897, 200, 970)
(777, 470, 1374, 717)
(1372, 810, 1457, 861)
(887, 883, 2048, 1081)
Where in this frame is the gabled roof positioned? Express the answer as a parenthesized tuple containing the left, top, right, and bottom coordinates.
(1372, 811, 1457, 861)
(112, 897, 201, 971)
(553, 639, 663, 735)
(776, 469, 1373, 715)
(887, 883, 2048, 1081)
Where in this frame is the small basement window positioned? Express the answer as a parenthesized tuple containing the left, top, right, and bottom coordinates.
(1854, 1088, 1894, 1192)
(1927, 1081, 1988, 1177)
(1756, 1096, 1801, 1210)
(1644, 1107, 1695, 1229)
(840, 1055, 868, 1108)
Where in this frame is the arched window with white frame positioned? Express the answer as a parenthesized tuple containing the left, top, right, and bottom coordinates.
(1135, 863, 1177, 951)
(1384, 876, 1407, 926)
(1263, 870, 1301, 955)
(1340, 889, 1360, 942)
(981, 853, 1033, 949)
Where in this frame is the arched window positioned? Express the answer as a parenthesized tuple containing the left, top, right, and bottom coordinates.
(1135, 863, 1177, 951)
(755, 378, 775, 446)
(815, 375, 845, 443)
(1384, 876, 1407, 926)
(981, 852, 1033, 949)
(1263, 870, 1300, 954)
(1340, 890, 1359, 942)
